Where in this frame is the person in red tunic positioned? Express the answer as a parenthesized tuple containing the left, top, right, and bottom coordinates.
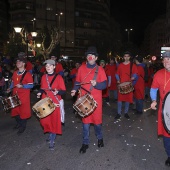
(100, 60, 111, 106)
(39, 55, 64, 76)
(8, 56, 33, 134)
(37, 59, 66, 150)
(70, 62, 81, 88)
(150, 51, 170, 166)
(115, 51, 138, 119)
(71, 46, 107, 153)
(133, 56, 145, 114)
(105, 57, 118, 101)
(70, 62, 81, 114)
(145, 62, 154, 101)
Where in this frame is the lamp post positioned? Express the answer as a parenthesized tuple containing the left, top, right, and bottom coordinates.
(56, 12, 63, 33)
(125, 28, 133, 42)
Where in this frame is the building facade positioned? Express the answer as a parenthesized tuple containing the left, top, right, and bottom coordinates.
(8, 0, 112, 58)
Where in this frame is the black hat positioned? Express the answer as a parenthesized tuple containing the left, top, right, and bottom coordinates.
(15, 56, 27, 63)
(85, 46, 98, 56)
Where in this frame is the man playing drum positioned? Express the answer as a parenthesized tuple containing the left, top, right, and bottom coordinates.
(37, 59, 66, 150)
(71, 46, 107, 153)
(8, 54, 33, 134)
(115, 51, 138, 119)
(150, 51, 170, 167)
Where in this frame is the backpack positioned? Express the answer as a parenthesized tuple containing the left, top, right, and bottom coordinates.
(144, 64, 149, 82)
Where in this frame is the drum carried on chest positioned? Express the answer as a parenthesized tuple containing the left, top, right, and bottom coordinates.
(2, 94, 21, 111)
(162, 92, 170, 134)
(32, 97, 56, 119)
(73, 93, 97, 118)
(118, 81, 134, 94)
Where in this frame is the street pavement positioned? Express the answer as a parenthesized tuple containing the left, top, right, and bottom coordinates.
(0, 82, 169, 170)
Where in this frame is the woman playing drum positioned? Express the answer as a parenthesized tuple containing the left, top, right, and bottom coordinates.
(37, 59, 66, 150)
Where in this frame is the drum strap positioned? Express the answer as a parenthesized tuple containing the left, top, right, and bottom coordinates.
(20, 70, 27, 84)
(50, 73, 58, 87)
(89, 66, 99, 91)
(130, 62, 133, 78)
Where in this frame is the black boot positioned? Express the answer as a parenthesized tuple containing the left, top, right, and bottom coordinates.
(17, 119, 27, 135)
(79, 144, 89, 153)
(13, 115, 21, 130)
(165, 157, 170, 166)
(98, 139, 104, 148)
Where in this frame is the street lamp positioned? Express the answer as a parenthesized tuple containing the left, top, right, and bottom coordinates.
(36, 43, 41, 48)
(125, 28, 133, 42)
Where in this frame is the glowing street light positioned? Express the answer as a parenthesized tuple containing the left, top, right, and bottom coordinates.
(125, 28, 133, 42)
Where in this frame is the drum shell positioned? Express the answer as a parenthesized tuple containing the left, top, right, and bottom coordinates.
(32, 97, 56, 119)
(118, 81, 134, 94)
(162, 92, 170, 134)
(2, 94, 21, 111)
(73, 94, 97, 117)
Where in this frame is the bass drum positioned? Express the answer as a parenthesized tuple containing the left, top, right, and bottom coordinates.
(162, 92, 170, 134)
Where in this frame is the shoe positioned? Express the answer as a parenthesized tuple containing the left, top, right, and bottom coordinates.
(165, 157, 170, 166)
(106, 102, 111, 106)
(115, 114, 121, 119)
(79, 144, 89, 153)
(49, 141, 55, 150)
(13, 124, 20, 130)
(124, 114, 130, 119)
(98, 139, 104, 148)
(17, 127, 26, 135)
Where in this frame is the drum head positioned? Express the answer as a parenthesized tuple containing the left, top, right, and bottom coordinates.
(119, 81, 131, 87)
(162, 92, 170, 134)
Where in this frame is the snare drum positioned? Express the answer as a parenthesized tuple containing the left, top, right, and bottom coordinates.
(73, 93, 97, 117)
(2, 94, 21, 111)
(118, 81, 134, 94)
(32, 97, 56, 119)
(162, 92, 170, 134)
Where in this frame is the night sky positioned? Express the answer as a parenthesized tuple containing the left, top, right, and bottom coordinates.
(110, 0, 167, 46)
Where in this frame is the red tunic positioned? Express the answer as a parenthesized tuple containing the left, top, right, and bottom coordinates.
(134, 65, 145, 99)
(102, 67, 110, 98)
(40, 74, 66, 134)
(76, 64, 107, 124)
(25, 61, 33, 72)
(70, 68, 78, 88)
(145, 67, 154, 88)
(117, 63, 138, 103)
(151, 69, 170, 137)
(11, 71, 33, 119)
(106, 64, 117, 90)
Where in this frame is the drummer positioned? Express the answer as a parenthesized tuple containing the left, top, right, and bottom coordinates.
(37, 59, 66, 150)
(8, 54, 33, 135)
(115, 51, 138, 119)
(150, 51, 170, 167)
(71, 46, 107, 153)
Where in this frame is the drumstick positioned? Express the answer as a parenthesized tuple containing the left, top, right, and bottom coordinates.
(143, 107, 151, 112)
(143, 107, 157, 112)
(75, 82, 91, 86)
